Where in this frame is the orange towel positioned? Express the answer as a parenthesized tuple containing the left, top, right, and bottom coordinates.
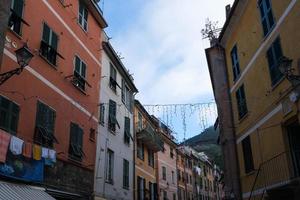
(33, 144, 42, 160)
(23, 142, 32, 158)
(0, 129, 11, 163)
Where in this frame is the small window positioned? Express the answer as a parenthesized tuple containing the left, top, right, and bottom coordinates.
(148, 150, 154, 168)
(230, 45, 240, 81)
(106, 148, 114, 184)
(137, 141, 144, 160)
(258, 0, 275, 36)
(99, 103, 105, 125)
(89, 128, 95, 141)
(69, 122, 84, 161)
(124, 117, 131, 144)
(40, 23, 62, 66)
(8, 0, 26, 35)
(267, 37, 283, 85)
(171, 171, 175, 184)
(177, 169, 181, 181)
(108, 100, 119, 132)
(137, 112, 143, 130)
(242, 135, 254, 173)
(123, 159, 129, 189)
(162, 166, 166, 180)
(173, 193, 176, 200)
(73, 56, 87, 91)
(137, 176, 145, 200)
(149, 182, 156, 200)
(34, 101, 58, 147)
(236, 85, 248, 119)
(0, 95, 20, 135)
(78, 0, 88, 31)
(163, 190, 167, 200)
(109, 64, 117, 92)
(170, 147, 174, 159)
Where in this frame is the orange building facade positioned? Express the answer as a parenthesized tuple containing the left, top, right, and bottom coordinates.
(0, 0, 106, 199)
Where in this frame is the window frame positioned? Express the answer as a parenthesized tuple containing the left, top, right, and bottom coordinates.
(258, 0, 275, 37)
(123, 159, 130, 189)
(242, 135, 255, 173)
(68, 122, 84, 161)
(9, 0, 25, 36)
(78, 0, 88, 32)
(0, 95, 20, 135)
(99, 103, 105, 125)
(73, 55, 87, 91)
(230, 45, 241, 81)
(106, 148, 114, 184)
(236, 85, 248, 119)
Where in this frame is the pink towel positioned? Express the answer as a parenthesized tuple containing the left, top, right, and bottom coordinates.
(0, 129, 11, 163)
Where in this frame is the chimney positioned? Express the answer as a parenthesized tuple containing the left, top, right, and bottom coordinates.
(225, 4, 231, 19)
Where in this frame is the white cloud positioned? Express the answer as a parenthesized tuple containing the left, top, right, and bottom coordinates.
(111, 0, 234, 105)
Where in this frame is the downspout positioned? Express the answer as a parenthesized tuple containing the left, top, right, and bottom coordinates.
(133, 93, 137, 200)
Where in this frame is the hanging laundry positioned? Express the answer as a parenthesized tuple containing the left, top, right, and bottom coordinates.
(49, 149, 56, 163)
(22, 142, 32, 158)
(42, 147, 49, 158)
(9, 136, 24, 155)
(0, 130, 11, 163)
(33, 144, 42, 160)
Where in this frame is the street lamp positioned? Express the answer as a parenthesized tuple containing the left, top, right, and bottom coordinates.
(0, 43, 34, 85)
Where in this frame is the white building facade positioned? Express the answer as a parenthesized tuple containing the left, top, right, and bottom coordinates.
(94, 33, 138, 200)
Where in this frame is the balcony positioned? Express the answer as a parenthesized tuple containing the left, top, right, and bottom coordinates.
(136, 125, 164, 152)
(248, 151, 300, 200)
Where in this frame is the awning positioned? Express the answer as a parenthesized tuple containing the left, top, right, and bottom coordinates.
(0, 181, 55, 200)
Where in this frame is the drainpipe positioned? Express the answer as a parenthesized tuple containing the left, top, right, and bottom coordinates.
(0, 0, 11, 70)
(133, 93, 137, 200)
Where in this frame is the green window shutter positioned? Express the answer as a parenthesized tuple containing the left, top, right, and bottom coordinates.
(51, 31, 58, 50)
(42, 23, 50, 44)
(81, 61, 86, 78)
(13, 0, 24, 17)
(75, 56, 81, 73)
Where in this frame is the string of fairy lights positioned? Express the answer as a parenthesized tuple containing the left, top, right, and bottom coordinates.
(143, 102, 218, 142)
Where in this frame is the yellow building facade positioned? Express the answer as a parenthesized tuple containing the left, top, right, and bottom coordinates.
(207, 0, 300, 199)
(134, 100, 164, 200)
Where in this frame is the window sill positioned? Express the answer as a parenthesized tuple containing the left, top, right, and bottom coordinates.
(261, 24, 276, 43)
(39, 54, 58, 70)
(271, 76, 285, 91)
(68, 156, 82, 165)
(123, 186, 129, 190)
(89, 137, 95, 142)
(238, 112, 249, 123)
(105, 180, 114, 185)
(244, 170, 256, 177)
(72, 82, 87, 95)
(7, 28, 22, 40)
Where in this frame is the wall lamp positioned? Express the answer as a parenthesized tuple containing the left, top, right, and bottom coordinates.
(0, 43, 34, 85)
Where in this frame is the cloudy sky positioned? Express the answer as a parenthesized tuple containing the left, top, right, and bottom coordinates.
(100, 0, 234, 141)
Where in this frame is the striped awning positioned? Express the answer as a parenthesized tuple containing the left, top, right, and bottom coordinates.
(0, 181, 55, 200)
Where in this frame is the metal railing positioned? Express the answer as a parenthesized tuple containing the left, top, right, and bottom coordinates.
(248, 151, 294, 200)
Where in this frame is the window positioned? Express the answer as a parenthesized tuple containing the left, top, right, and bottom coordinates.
(137, 141, 144, 160)
(242, 136, 254, 173)
(0, 95, 20, 135)
(106, 149, 114, 184)
(124, 84, 133, 111)
(148, 149, 154, 167)
(137, 176, 145, 200)
(236, 85, 248, 119)
(173, 193, 176, 200)
(137, 112, 143, 130)
(109, 64, 117, 92)
(34, 101, 57, 147)
(172, 171, 175, 184)
(178, 188, 182, 200)
(162, 166, 166, 180)
(177, 169, 181, 181)
(108, 100, 119, 132)
(73, 56, 87, 91)
(121, 79, 125, 103)
(9, 0, 27, 35)
(89, 128, 95, 141)
(258, 0, 275, 36)
(40, 23, 62, 66)
(124, 117, 131, 144)
(163, 190, 167, 200)
(78, 0, 88, 31)
(68, 122, 84, 161)
(170, 147, 174, 159)
(267, 37, 283, 85)
(99, 103, 105, 125)
(149, 182, 156, 200)
(230, 45, 240, 81)
(123, 159, 129, 189)
(189, 175, 192, 184)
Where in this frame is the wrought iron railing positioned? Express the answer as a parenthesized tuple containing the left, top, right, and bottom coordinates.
(248, 151, 294, 200)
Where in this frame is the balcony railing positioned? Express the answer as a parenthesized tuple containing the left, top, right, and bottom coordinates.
(136, 124, 164, 152)
(248, 151, 300, 200)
